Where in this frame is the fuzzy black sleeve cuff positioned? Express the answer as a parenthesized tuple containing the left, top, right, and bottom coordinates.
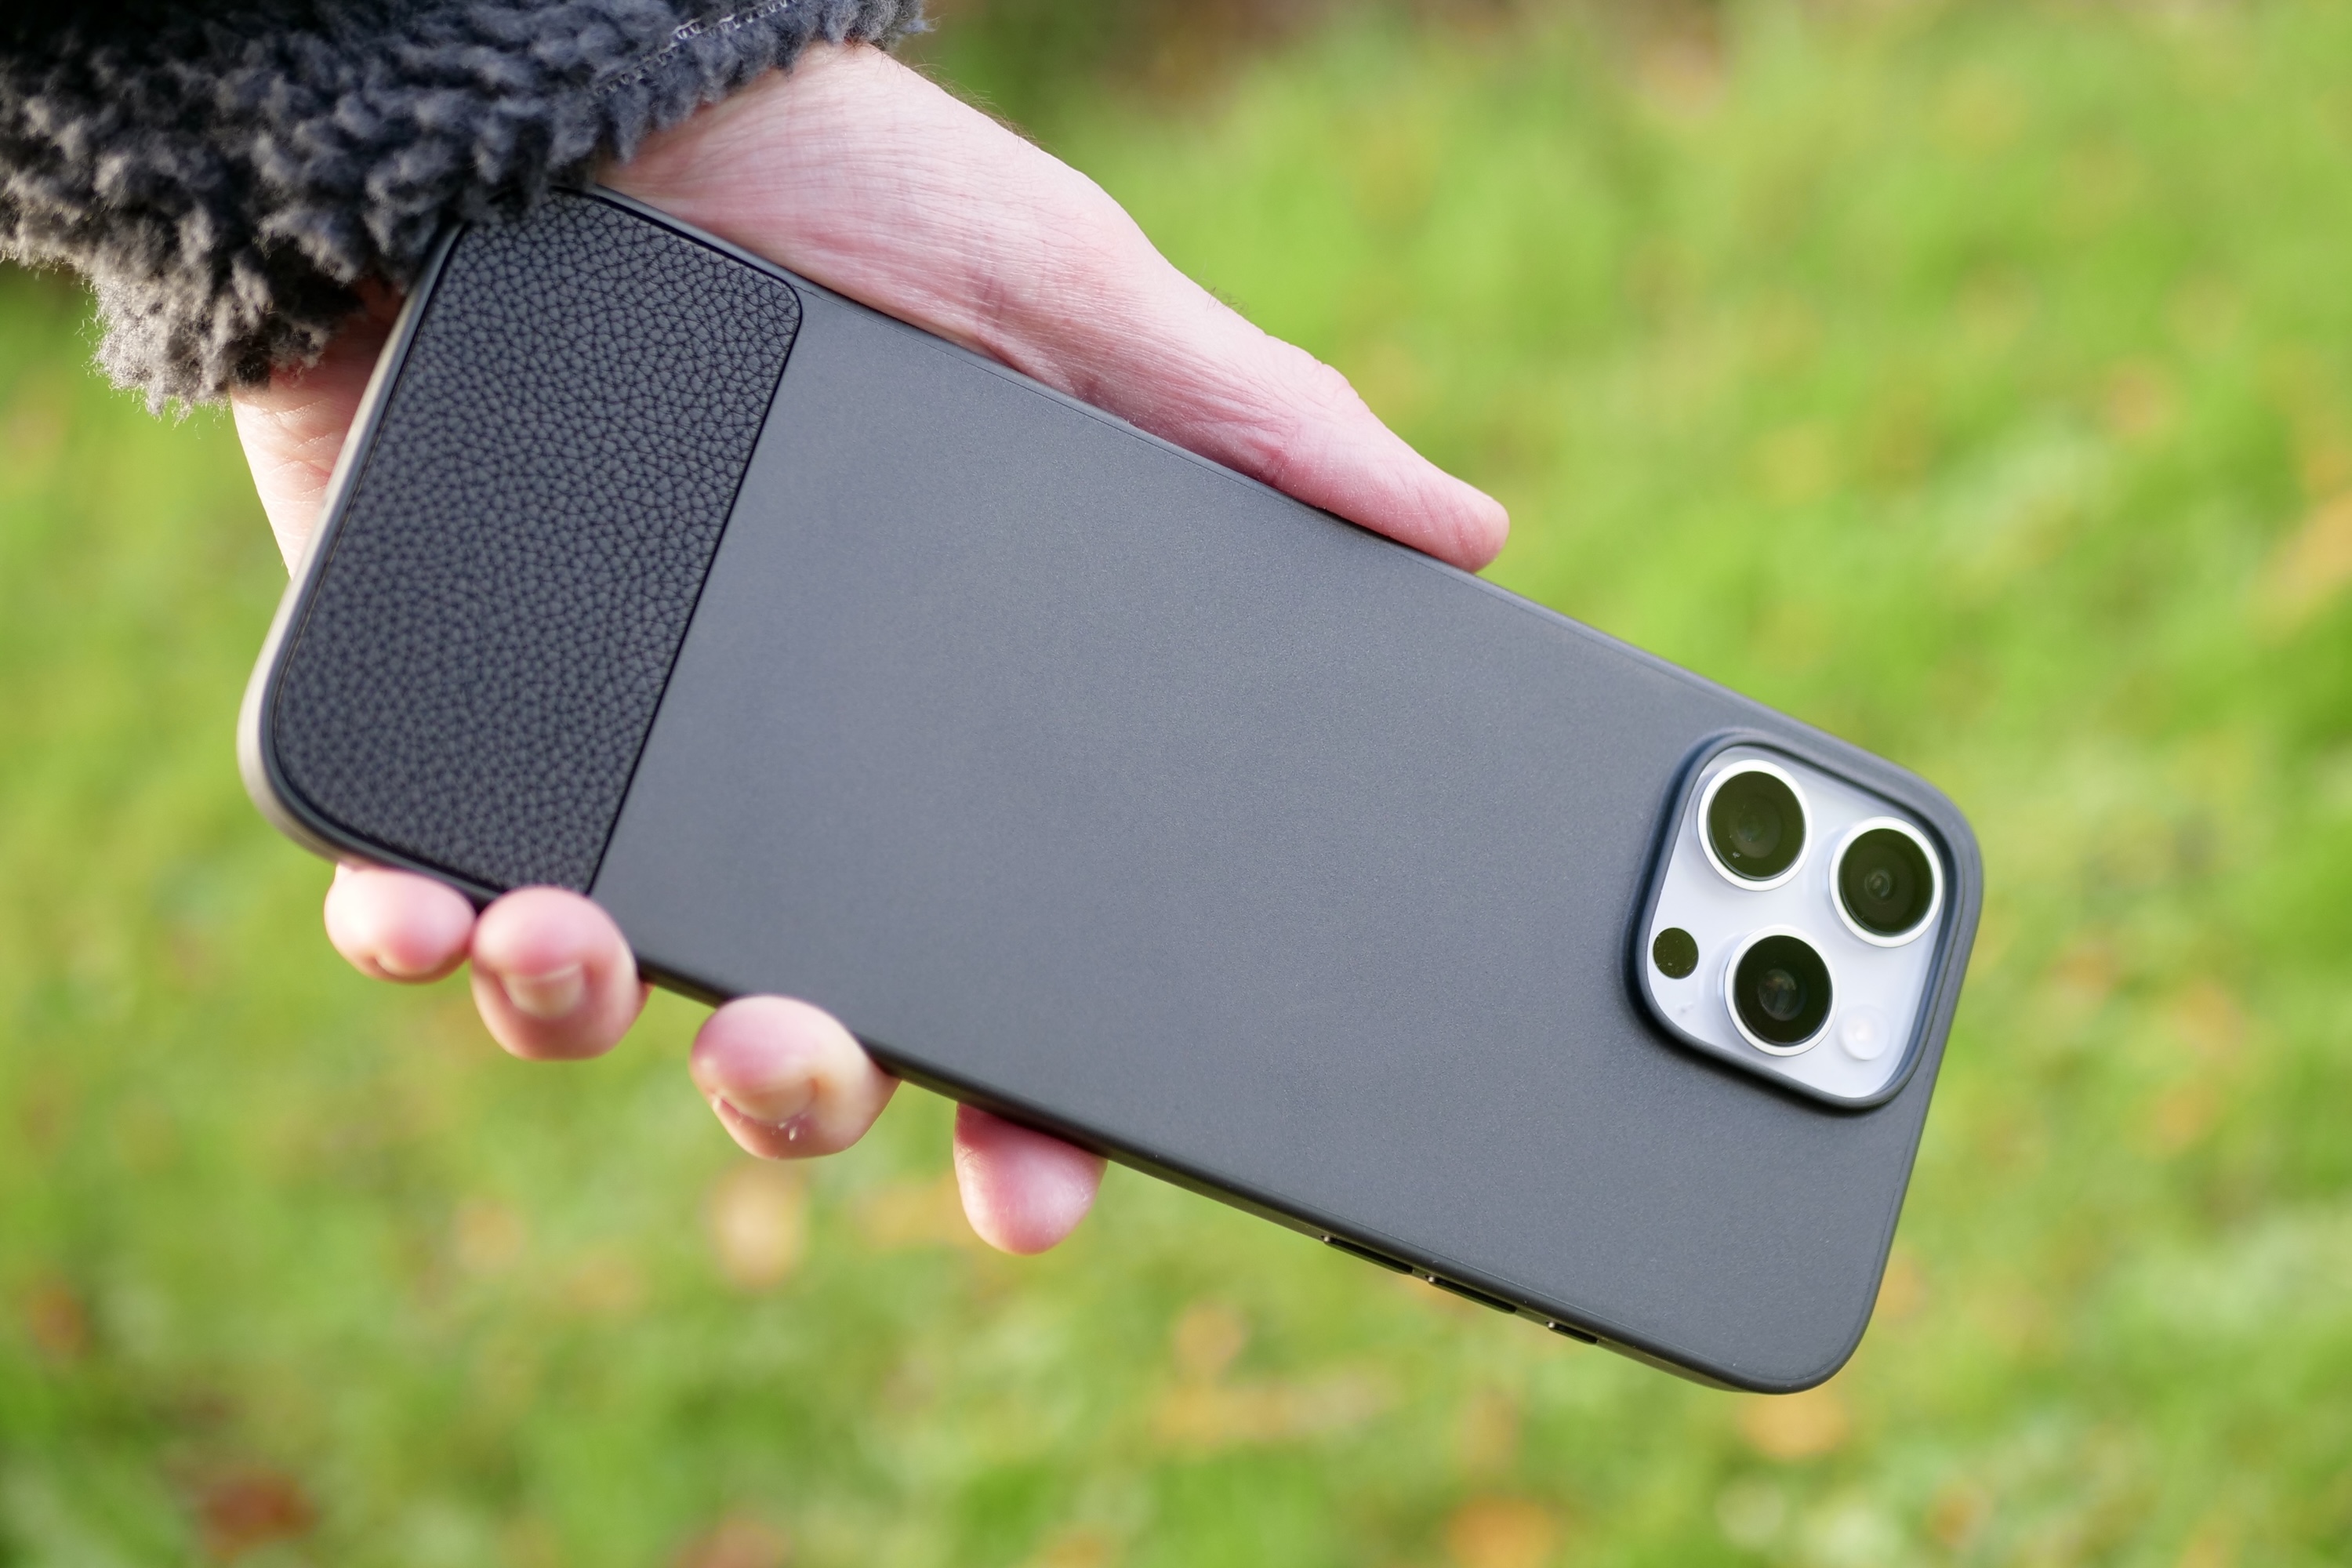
(0, 0, 924, 405)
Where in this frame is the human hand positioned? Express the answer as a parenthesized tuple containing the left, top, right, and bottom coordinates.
(228, 42, 1508, 1254)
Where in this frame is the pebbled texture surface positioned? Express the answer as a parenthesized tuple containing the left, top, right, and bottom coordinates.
(271, 192, 800, 894)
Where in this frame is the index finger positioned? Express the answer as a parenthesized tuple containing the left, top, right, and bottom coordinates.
(607, 45, 1508, 572)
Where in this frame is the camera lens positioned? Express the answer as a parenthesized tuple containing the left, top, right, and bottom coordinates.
(1835, 824, 1936, 942)
(1730, 933, 1832, 1051)
(1704, 765, 1806, 884)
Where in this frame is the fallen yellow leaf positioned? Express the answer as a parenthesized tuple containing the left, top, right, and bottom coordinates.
(1152, 1372, 1390, 1452)
(671, 1514, 789, 1568)
(707, 1162, 807, 1290)
(1170, 1300, 1249, 1381)
(855, 1173, 982, 1253)
(1737, 1383, 1852, 1461)
(2258, 492, 2352, 628)
(453, 1198, 526, 1276)
(1445, 1496, 1560, 1568)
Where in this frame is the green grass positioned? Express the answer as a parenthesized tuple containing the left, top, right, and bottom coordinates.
(5, 2, 2352, 1562)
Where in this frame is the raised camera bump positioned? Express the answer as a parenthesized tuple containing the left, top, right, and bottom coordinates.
(1831, 816, 1942, 947)
(1724, 927, 1835, 1055)
(1698, 759, 1810, 891)
(1642, 746, 1944, 1103)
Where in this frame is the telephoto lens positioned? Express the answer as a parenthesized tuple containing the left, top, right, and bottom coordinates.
(1729, 932, 1833, 1052)
(1704, 764, 1806, 886)
(1835, 822, 1938, 942)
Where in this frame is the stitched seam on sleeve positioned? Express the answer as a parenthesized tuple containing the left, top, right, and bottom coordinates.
(593, 0, 799, 95)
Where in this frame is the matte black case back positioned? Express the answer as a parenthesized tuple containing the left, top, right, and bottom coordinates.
(245, 191, 1981, 1393)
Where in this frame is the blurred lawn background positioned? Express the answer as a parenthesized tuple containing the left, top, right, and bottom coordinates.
(4, 0, 2352, 1563)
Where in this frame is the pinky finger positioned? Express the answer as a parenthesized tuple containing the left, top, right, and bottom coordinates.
(953, 1105, 1105, 1255)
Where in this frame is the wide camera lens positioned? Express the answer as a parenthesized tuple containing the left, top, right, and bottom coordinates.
(1706, 768, 1805, 883)
(1731, 934, 1832, 1050)
(1837, 826, 1935, 939)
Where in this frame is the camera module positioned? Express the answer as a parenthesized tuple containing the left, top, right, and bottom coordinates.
(1832, 818, 1940, 946)
(1700, 760, 1809, 888)
(1726, 930, 1833, 1054)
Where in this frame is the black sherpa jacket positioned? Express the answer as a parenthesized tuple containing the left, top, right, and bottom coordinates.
(0, 0, 924, 406)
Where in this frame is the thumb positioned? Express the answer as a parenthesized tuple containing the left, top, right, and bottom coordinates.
(228, 285, 402, 572)
(608, 45, 1509, 572)
(1028, 250, 1511, 572)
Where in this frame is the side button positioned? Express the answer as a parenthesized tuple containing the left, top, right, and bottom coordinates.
(1547, 1320, 1599, 1344)
(1321, 1234, 1410, 1273)
(1425, 1274, 1517, 1313)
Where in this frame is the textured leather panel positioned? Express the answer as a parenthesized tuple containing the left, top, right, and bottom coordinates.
(272, 192, 800, 893)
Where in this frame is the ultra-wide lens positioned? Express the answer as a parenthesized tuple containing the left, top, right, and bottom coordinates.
(1837, 826, 1935, 939)
(1732, 933, 1832, 1049)
(1706, 767, 1805, 883)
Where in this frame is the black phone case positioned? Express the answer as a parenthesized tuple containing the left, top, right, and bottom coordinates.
(240, 189, 1980, 1392)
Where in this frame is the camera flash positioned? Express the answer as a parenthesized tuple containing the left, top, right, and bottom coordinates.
(1838, 1005, 1890, 1062)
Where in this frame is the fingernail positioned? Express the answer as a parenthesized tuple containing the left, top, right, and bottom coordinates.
(713, 1076, 816, 1130)
(500, 964, 586, 1021)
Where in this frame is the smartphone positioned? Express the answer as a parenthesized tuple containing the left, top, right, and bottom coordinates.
(238, 187, 1979, 1392)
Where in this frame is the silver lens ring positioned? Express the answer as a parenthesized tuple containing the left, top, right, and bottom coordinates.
(1697, 758, 1812, 891)
(1829, 816, 1944, 948)
(1723, 925, 1837, 1055)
